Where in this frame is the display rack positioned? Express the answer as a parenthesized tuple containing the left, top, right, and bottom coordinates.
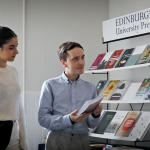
(86, 37, 150, 149)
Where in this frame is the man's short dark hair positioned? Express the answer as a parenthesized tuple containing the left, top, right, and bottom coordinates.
(57, 42, 84, 61)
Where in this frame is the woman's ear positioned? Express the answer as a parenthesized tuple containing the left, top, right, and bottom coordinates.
(61, 60, 67, 68)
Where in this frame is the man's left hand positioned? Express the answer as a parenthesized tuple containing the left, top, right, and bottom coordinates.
(92, 103, 103, 116)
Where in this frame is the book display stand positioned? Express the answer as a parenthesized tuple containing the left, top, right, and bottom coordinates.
(85, 34, 150, 149)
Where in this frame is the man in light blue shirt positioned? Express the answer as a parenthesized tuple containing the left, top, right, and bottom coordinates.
(38, 42, 103, 150)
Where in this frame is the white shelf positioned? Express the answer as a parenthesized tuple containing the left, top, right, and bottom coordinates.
(85, 63, 150, 73)
(89, 133, 136, 141)
(101, 83, 150, 104)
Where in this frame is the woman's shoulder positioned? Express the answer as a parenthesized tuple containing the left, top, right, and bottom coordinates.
(7, 64, 18, 74)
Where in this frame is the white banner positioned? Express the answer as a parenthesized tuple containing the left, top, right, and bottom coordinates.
(103, 8, 150, 43)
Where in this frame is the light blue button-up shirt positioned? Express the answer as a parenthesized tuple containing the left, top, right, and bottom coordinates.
(38, 72, 101, 134)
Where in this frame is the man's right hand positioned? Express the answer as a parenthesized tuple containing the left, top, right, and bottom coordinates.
(69, 109, 91, 123)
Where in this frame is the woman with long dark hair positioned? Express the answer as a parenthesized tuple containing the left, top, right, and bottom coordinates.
(0, 26, 28, 150)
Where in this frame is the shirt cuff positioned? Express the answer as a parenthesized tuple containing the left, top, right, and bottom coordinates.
(89, 114, 100, 121)
(62, 114, 73, 128)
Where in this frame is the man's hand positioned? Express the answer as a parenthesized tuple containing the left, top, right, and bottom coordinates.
(92, 103, 103, 117)
(69, 109, 91, 123)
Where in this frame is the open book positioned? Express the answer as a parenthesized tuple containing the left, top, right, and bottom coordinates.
(76, 94, 104, 115)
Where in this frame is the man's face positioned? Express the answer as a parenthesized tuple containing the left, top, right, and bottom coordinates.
(64, 47, 85, 76)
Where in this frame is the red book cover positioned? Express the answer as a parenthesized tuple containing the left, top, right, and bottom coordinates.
(89, 53, 106, 70)
(104, 49, 124, 69)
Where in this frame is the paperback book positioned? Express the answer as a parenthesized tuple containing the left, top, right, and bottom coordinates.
(109, 80, 132, 100)
(102, 80, 120, 100)
(134, 78, 150, 100)
(125, 45, 148, 67)
(89, 53, 106, 70)
(115, 48, 134, 68)
(135, 45, 150, 65)
(129, 112, 150, 141)
(104, 49, 124, 69)
(115, 111, 141, 137)
(93, 111, 116, 134)
(97, 51, 114, 70)
(104, 111, 128, 136)
(96, 80, 109, 96)
(76, 94, 104, 115)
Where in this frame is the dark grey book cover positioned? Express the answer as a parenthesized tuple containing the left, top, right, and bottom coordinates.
(115, 48, 134, 68)
(125, 45, 148, 67)
(94, 111, 116, 134)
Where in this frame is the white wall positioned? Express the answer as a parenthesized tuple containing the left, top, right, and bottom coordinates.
(108, 0, 150, 148)
(25, 0, 109, 149)
(0, 0, 24, 89)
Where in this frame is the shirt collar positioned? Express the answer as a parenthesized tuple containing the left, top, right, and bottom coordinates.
(61, 72, 80, 83)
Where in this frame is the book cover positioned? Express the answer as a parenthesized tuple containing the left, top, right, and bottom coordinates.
(89, 53, 106, 70)
(104, 111, 128, 136)
(135, 45, 150, 65)
(125, 45, 148, 67)
(76, 94, 104, 115)
(96, 80, 109, 96)
(109, 80, 132, 100)
(134, 78, 150, 100)
(129, 112, 150, 141)
(115, 111, 141, 137)
(97, 51, 114, 70)
(102, 80, 120, 100)
(94, 111, 116, 134)
(115, 48, 134, 68)
(104, 49, 124, 69)
(144, 89, 150, 100)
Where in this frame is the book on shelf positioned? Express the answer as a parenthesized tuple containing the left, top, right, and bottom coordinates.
(104, 49, 124, 69)
(102, 80, 120, 100)
(93, 111, 116, 134)
(89, 53, 106, 70)
(135, 45, 150, 65)
(125, 45, 148, 67)
(134, 78, 150, 100)
(109, 80, 132, 100)
(97, 51, 114, 70)
(115, 48, 134, 68)
(76, 94, 104, 115)
(96, 80, 109, 96)
(129, 111, 150, 141)
(115, 111, 141, 137)
(104, 111, 128, 136)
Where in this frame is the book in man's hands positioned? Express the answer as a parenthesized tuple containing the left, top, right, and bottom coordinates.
(76, 94, 104, 115)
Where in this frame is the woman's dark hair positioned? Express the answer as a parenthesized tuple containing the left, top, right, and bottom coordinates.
(58, 41, 84, 61)
(0, 26, 17, 48)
